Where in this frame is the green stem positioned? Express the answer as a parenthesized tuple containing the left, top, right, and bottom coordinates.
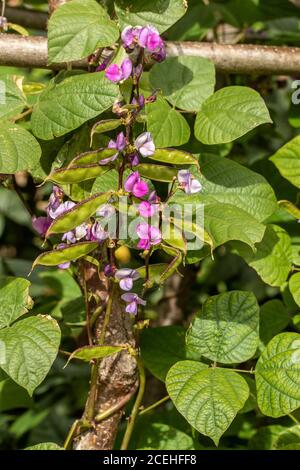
(139, 395, 169, 416)
(288, 413, 300, 426)
(216, 367, 255, 374)
(120, 357, 146, 450)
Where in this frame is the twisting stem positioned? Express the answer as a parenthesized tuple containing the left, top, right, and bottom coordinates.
(120, 357, 146, 450)
(84, 282, 117, 422)
(11, 106, 33, 123)
(288, 413, 300, 426)
(81, 263, 92, 346)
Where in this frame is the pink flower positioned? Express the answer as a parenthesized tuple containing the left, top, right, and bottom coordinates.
(47, 185, 64, 218)
(136, 223, 162, 250)
(88, 222, 108, 242)
(135, 132, 155, 157)
(121, 26, 141, 49)
(139, 26, 161, 51)
(177, 170, 202, 194)
(121, 293, 146, 315)
(100, 132, 127, 165)
(124, 171, 149, 198)
(138, 201, 155, 217)
(105, 58, 132, 83)
(115, 268, 140, 291)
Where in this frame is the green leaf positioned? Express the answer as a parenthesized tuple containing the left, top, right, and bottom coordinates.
(137, 163, 178, 182)
(141, 326, 189, 381)
(204, 203, 266, 250)
(47, 192, 112, 236)
(166, 361, 249, 445)
(146, 96, 190, 147)
(186, 291, 259, 364)
(0, 121, 41, 174)
(115, 0, 187, 33)
(0, 74, 27, 119)
(195, 86, 272, 144)
(0, 378, 32, 411)
(260, 300, 290, 347)
(31, 72, 119, 140)
(255, 332, 300, 417)
(47, 164, 110, 184)
(48, 0, 119, 63)
(32, 241, 98, 269)
(270, 136, 300, 188)
(234, 225, 292, 288)
(137, 423, 195, 450)
(0, 277, 32, 329)
(289, 272, 300, 307)
(149, 57, 215, 111)
(65, 345, 125, 366)
(250, 424, 300, 450)
(148, 148, 197, 166)
(171, 153, 277, 223)
(25, 442, 64, 450)
(0, 315, 61, 395)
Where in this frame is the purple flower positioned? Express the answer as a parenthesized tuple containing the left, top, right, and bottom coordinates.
(96, 203, 115, 218)
(177, 170, 202, 194)
(138, 201, 155, 218)
(124, 171, 149, 198)
(32, 216, 52, 236)
(136, 223, 162, 250)
(88, 221, 108, 242)
(115, 268, 140, 291)
(104, 264, 115, 277)
(121, 293, 146, 315)
(47, 185, 64, 218)
(135, 132, 155, 157)
(139, 25, 161, 51)
(105, 58, 133, 83)
(49, 201, 76, 220)
(62, 223, 88, 244)
(129, 152, 140, 167)
(121, 26, 141, 49)
(100, 132, 127, 165)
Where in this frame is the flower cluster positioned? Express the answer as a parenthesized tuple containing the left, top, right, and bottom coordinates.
(105, 25, 165, 84)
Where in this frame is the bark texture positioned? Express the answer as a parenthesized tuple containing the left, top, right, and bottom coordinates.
(73, 263, 137, 450)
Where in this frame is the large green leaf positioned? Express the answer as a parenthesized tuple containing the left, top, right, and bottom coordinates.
(255, 332, 300, 417)
(137, 423, 195, 450)
(171, 153, 277, 223)
(0, 315, 61, 395)
(204, 203, 266, 249)
(115, 0, 187, 33)
(166, 361, 249, 445)
(0, 121, 41, 174)
(234, 225, 292, 287)
(289, 272, 300, 307)
(48, 0, 119, 63)
(186, 291, 259, 364)
(270, 136, 300, 188)
(146, 96, 190, 147)
(0, 74, 27, 119)
(0, 277, 32, 329)
(149, 57, 215, 111)
(195, 86, 272, 144)
(31, 73, 119, 140)
(141, 326, 190, 381)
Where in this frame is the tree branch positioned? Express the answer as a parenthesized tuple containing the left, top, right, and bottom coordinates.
(5, 7, 47, 30)
(1, 34, 300, 74)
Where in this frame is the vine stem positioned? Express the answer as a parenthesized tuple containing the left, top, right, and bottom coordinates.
(11, 106, 33, 123)
(120, 357, 146, 450)
(215, 367, 255, 374)
(288, 413, 300, 426)
(1, 0, 5, 17)
(84, 282, 117, 422)
(139, 395, 170, 416)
